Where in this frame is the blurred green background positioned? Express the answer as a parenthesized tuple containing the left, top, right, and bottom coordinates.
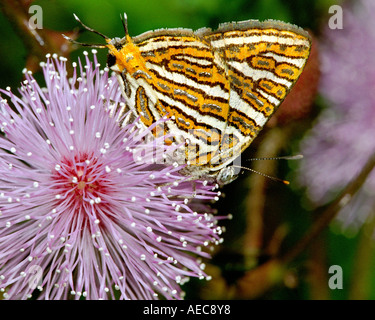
(0, 0, 333, 89)
(2, 0, 373, 301)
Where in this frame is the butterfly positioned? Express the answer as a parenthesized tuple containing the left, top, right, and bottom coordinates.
(66, 13, 311, 185)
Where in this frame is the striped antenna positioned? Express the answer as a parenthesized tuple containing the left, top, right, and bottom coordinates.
(233, 165, 291, 185)
(73, 14, 109, 40)
(62, 34, 107, 48)
(120, 12, 129, 36)
(62, 14, 109, 48)
(239, 155, 304, 185)
(247, 154, 304, 161)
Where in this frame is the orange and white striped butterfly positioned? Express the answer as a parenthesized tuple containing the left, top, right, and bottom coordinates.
(67, 14, 311, 185)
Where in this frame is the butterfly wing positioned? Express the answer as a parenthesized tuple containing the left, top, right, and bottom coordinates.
(118, 29, 232, 166)
(197, 20, 311, 168)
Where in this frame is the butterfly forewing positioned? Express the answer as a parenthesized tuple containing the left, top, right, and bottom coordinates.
(131, 29, 232, 166)
(197, 20, 311, 163)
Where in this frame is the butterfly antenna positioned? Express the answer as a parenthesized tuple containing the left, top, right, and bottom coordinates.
(232, 165, 290, 185)
(62, 14, 109, 48)
(62, 34, 107, 48)
(240, 154, 304, 185)
(120, 12, 129, 36)
(73, 13, 109, 39)
(247, 154, 304, 162)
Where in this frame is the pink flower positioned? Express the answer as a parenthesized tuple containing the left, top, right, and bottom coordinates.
(0, 51, 224, 299)
(298, 0, 375, 232)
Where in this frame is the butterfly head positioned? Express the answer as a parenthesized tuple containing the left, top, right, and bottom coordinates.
(64, 13, 142, 75)
(105, 36, 143, 75)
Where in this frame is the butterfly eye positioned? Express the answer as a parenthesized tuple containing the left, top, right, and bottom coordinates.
(107, 53, 116, 68)
(217, 167, 237, 185)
